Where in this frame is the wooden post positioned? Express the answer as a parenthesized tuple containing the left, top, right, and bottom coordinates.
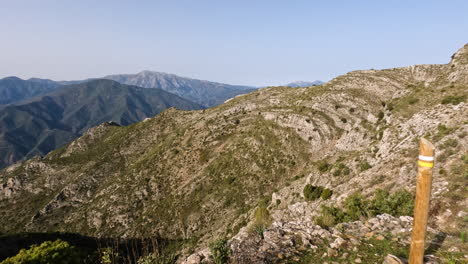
(409, 138, 435, 264)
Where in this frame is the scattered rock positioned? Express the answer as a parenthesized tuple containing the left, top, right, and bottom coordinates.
(383, 254, 406, 264)
(376, 234, 385, 240)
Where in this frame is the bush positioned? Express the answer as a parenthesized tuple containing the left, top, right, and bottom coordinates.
(1, 239, 87, 264)
(359, 161, 372, 171)
(303, 184, 324, 201)
(209, 238, 230, 264)
(99, 247, 118, 264)
(344, 192, 369, 220)
(315, 205, 348, 228)
(321, 188, 333, 200)
(333, 163, 350, 176)
(387, 190, 414, 216)
(315, 189, 414, 228)
(377, 111, 385, 119)
(368, 189, 414, 216)
(137, 253, 158, 264)
(408, 98, 419, 105)
(441, 138, 458, 149)
(317, 160, 331, 172)
(441, 95, 465, 105)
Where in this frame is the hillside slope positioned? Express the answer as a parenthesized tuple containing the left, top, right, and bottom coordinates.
(0, 79, 203, 169)
(103, 71, 256, 107)
(1, 45, 467, 263)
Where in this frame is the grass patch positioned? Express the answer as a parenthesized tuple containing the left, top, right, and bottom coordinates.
(441, 95, 465, 105)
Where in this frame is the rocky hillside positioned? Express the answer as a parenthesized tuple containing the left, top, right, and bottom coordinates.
(0, 79, 203, 169)
(1, 45, 467, 263)
(103, 71, 256, 107)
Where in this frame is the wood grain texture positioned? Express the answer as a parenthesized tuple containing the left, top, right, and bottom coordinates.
(409, 138, 435, 264)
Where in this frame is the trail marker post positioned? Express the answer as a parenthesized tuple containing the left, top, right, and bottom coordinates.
(409, 138, 435, 264)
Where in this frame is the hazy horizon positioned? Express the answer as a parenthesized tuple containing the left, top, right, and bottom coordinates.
(1, 0, 467, 86)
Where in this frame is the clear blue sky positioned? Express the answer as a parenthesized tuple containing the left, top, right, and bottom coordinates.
(1, 0, 467, 86)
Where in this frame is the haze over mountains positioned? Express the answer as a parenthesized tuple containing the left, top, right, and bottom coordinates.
(103, 71, 257, 107)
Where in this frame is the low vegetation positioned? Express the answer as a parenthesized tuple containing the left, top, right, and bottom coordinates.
(315, 189, 414, 228)
(0, 239, 89, 264)
(441, 95, 465, 105)
(303, 184, 333, 201)
(209, 238, 230, 264)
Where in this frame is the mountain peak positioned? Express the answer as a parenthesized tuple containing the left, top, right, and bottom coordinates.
(103, 71, 256, 107)
(450, 43, 468, 65)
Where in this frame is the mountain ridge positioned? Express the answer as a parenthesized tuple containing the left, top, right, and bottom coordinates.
(0, 79, 203, 169)
(0, 45, 467, 263)
(103, 71, 257, 107)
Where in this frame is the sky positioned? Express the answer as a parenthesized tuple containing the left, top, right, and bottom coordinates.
(1, 0, 467, 86)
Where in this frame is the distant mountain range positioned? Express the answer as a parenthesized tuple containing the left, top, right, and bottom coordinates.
(0, 77, 60, 106)
(0, 77, 85, 107)
(0, 79, 202, 168)
(0, 72, 322, 168)
(103, 71, 256, 107)
(282, 80, 323, 87)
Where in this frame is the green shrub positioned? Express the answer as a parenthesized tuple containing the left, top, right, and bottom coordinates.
(377, 111, 385, 119)
(441, 138, 458, 149)
(99, 247, 118, 264)
(315, 189, 414, 228)
(344, 192, 369, 220)
(317, 160, 331, 172)
(209, 238, 230, 264)
(333, 163, 350, 176)
(303, 184, 324, 201)
(408, 98, 419, 105)
(359, 161, 372, 171)
(441, 95, 465, 105)
(388, 190, 414, 216)
(137, 253, 157, 264)
(315, 205, 348, 228)
(1, 239, 87, 264)
(333, 169, 341, 177)
(320, 188, 333, 200)
(367, 189, 413, 216)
